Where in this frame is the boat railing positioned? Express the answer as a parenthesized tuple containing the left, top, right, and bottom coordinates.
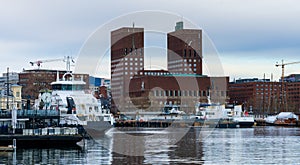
(0, 109, 60, 118)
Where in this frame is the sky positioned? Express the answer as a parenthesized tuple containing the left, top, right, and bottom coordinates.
(1, 0, 300, 81)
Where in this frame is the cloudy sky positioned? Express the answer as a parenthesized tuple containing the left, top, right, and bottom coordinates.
(1, 0, 300, 81)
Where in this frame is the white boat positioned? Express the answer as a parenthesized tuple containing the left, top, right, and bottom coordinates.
(34, 72, 114, 137)
(195, 102, 225, 120)
(231, 105, 255, 128)
(195, 99, 254, 128)
(194, 99, 238, 128)
(266, 112, 298, 126)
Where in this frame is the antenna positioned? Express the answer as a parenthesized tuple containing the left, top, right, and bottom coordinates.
(132, 22, 135, 50)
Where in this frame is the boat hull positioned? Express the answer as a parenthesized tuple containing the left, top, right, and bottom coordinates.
(83, 121, 112, 139)
(0, 134, 83, 147)
(237, 122, 255, 128)
(234, 117, 255, 128)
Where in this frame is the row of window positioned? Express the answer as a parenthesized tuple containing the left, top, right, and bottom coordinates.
(124, 62, 143, 66)
(183, 49, 199, 58)
(124, 48, 143, 55)
(124, 67, 143, 71)
(169, 59, 200, 64)
(256, 88, 278, 91)
(152, 90, 226, 97)
(124, 57, 143, 61)
(256, 84, 282, 87)
(124, 72, 143, 75)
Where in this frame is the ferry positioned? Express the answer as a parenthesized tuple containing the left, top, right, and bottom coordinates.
(34, 72, 115, 138)
(194, 98, 254, 128)
(0, 108, 83, 147)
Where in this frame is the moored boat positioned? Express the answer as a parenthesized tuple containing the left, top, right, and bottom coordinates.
(231, 105, 255, 128)
(273, 112, 298, 126)
(34, 71, 115, 137)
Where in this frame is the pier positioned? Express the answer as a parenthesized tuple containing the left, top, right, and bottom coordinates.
(114, 120, 194, 128)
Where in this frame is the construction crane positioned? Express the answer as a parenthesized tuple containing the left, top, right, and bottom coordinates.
(29, 56, 75, 72)
(275, 60, 300, 82)
(30, 58, 64, 69)
(275, 60, 300, 111)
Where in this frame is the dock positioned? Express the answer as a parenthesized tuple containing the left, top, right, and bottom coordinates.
(114, 120, 194, 128)
(0, 146, 14, 152)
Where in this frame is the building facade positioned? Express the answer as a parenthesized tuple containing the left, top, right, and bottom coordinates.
(229, 78, 300, 114)
(167, 22, 202, 75)
(110, 27, 144, 113)
(0, 84, 22, 110)
(129, 70, 228, 113)
(110, 22, 228, 113)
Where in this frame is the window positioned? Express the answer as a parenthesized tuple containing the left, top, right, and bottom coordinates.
(194, 50, 197, 57)
(189, 49, 192, 57)
(16, 92, 20, 97)
(184, 49, 186, 57)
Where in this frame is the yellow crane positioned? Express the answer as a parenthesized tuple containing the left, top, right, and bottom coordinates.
(275, 60, 300, 82)
(275, 60, 300, 111)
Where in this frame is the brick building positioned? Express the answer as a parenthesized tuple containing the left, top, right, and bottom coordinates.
(286, 82, 300, 112)
(129, 70, 228, 113)
(110, 26, 144, 113)
(229, 78, 300, 114)
(110, 22, 229, 113)
(19, 69, 89, 100)
(168, 23, 202, 75)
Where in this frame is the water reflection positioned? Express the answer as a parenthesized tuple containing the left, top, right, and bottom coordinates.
(1, 127, 300, 164)
(201, 127, 300, 164)
(97, 127, 204, 164)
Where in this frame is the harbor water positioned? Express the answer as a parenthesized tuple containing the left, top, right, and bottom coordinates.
(1, 126, 300, 164)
